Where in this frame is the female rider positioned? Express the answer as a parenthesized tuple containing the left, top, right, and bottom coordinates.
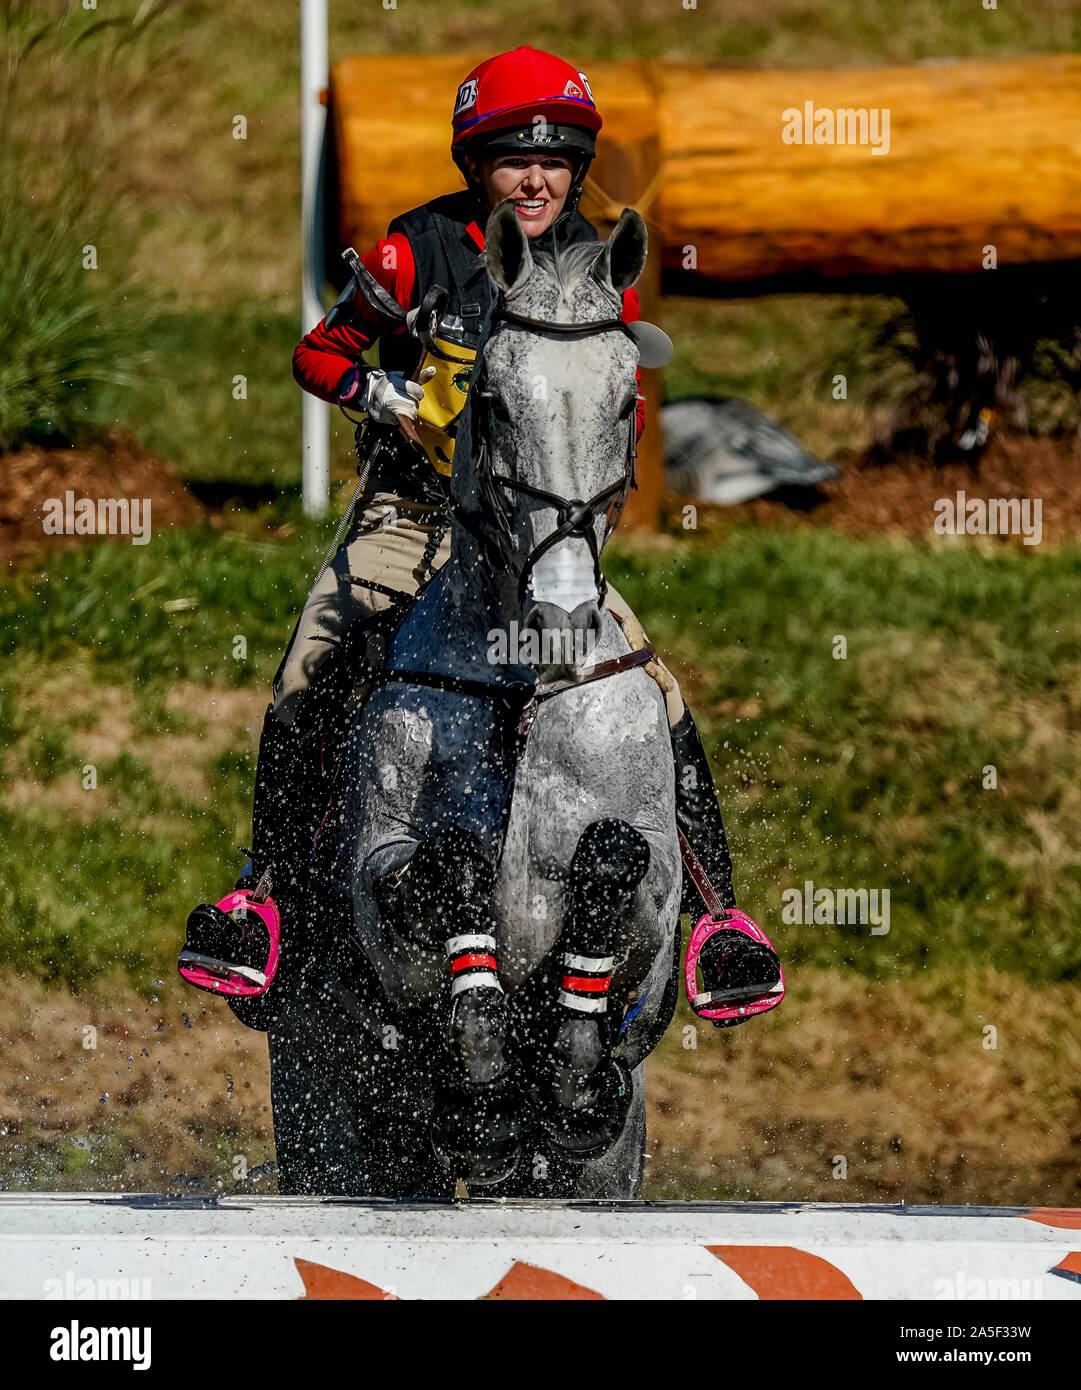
(180, 46, 779, 1018)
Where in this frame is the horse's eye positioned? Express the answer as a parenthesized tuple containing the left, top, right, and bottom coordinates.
(619, 394, 638, 420)
(489, 395, 512, 424)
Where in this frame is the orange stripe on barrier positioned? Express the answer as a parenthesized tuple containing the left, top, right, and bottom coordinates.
(1050, 1252, 1081, 1283)
(707, 1245, 862, 1300)
(295, 1258, 399, 1300)
(481, 1260, 605, 1300)
(1019, 1208, 1081, 1230)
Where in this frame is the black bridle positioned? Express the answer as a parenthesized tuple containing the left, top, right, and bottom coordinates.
(450, 300, 641, 606)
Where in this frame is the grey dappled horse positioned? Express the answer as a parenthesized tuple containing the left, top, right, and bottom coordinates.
(269, 205, 681, 1198)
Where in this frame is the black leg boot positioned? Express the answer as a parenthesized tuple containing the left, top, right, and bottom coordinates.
(534, 819, 649, 1161)
(670, 708, 736, 913)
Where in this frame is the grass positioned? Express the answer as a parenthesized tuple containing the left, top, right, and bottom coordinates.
(0, 163, 155, 450)
(0, 3, 169, 450)
(94, 305, 311, 491)
(3, 523, 1078, 1000)
(5, 1, 1077, 472)
(661, 293, 915, 461)
(0, 523, 323, 684)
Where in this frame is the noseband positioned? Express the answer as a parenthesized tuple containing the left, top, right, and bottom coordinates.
(453, 301, 640, 607)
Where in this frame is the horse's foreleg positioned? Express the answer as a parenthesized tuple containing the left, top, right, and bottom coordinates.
(374, 825, 522, 1184)
(537, 818, 651, 1161)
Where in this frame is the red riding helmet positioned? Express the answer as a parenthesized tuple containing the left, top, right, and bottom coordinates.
(451, 46, 602, 185)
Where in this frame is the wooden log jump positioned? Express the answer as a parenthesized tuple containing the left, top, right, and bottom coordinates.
(330, 52, 1081, 287)
(328, 53, 1081, 516)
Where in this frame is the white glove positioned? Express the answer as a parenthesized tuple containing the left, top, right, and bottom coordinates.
(359, 367, 436, 425)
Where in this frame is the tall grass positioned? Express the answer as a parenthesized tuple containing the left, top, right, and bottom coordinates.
(0, 171, 149, 448)
(0, 1, 169, 449)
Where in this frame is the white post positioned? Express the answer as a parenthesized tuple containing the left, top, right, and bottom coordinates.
(300, 0, 330, 518)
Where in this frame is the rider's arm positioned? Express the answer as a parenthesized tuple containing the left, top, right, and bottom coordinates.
(620, 285, 646, 441)
(291, 232, 418, 404)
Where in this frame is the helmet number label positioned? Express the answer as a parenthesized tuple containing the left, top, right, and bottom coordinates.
(454, 79, 478, 116)
(577, 70, 595, 103)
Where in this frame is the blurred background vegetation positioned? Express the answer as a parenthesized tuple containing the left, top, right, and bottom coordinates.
(1, 0, 1079, 1203)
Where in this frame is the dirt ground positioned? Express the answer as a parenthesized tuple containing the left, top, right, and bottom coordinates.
(2, 967, 1078, 1204)
(4, 431, 1078, 565)
(0, 429, 208, 563)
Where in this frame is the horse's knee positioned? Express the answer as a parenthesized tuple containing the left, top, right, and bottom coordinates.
(571, 819, 651, 897)
(561, 819, 650, 958)
(425, 825, 497, 917)
(570, 819, 650, 911)
(374, 825, 496, 947)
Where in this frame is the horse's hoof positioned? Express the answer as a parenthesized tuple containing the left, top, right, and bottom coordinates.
(546, 1014, 607, 1110)
(430, 1078, 523, 1186)
(536, 1060, 632, 1163)
(447, 987, 510, 1087)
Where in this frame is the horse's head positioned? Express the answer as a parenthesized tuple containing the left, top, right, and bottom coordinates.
(457, 200, 648, 679)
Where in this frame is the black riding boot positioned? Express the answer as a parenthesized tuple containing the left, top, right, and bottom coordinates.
(247, 707, 326, 895)
(670, 708, 736, 914)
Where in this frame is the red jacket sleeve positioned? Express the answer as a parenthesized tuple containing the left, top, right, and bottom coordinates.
(291, 232, 417, 404)
(620, 285, 646, 440)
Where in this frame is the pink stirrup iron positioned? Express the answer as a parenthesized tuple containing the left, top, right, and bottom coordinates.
(177, 888, 280, 998)
(684, 907, 786, 1022)
(678, 828, 785, 1023)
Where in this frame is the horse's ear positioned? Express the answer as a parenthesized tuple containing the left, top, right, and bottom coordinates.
(485, 199, 534, 296)
(592, 208, 648, 294)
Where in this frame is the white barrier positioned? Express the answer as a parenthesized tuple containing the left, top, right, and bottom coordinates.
(2, 1197, 1080, 1300)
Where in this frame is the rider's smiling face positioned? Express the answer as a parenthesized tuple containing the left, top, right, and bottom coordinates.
(467, 154, 575, 237)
